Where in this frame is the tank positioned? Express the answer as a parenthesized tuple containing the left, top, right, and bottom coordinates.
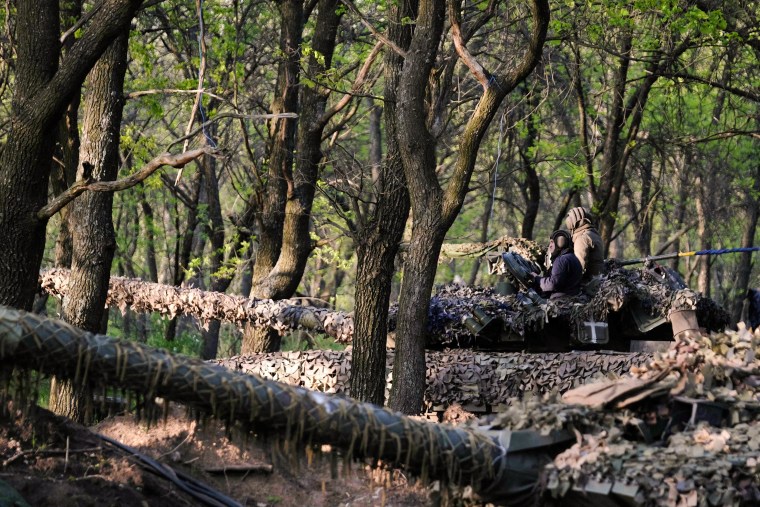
(388, 239, 730, 352)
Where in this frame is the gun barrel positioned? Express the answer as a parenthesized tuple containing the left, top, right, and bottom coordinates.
(616, 246, 760, 266)
(616, 252, 683, 266)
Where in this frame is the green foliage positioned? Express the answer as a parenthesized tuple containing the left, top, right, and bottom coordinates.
(312, 241, 353, 273)
(108, 310, 202, 357)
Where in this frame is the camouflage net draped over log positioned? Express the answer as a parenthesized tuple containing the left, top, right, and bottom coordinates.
(218, 349, 650, 413)
(0, 306, 534, 502)
(435, 236, 543, 262)
(40, 268, 354, 342)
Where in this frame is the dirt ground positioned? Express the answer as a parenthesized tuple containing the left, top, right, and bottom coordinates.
(0, 402, 453, 507)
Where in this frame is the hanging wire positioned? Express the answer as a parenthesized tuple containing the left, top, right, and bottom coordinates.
(487, 109, 507, 239)
(195, 0, 215, 148)
(177, 0, 215, 184)
(617, 246, 760, 266)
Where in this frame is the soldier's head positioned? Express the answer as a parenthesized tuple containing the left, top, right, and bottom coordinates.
(548, 230, 572, 259)
(565, 206, 594, 231)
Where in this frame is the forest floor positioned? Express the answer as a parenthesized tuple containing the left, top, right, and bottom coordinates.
(0, 402, 467, 507)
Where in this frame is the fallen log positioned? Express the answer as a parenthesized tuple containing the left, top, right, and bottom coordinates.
(39, 268, 354, 342)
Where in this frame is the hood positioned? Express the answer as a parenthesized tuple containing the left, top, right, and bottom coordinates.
(566, 206, 594, 231)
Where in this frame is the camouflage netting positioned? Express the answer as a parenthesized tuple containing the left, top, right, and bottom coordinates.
(387, 263, 731, 349)
(467, 328, 760, 506)
(40, 268, 354, 342)
(437, 235, 544, 263)
(40, 257, 730, 351)
(216, 349, 650, 413)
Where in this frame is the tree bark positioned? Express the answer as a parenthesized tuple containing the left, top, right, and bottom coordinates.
(198, 122, 233, 359)
(519, 86, 541, 240)
(251, 0, 303, 290)
(62, 30, 128, 333)
(732, 170, 760, 324)
(45, 0, 82, 319)
(245, 1, 346, 354)
(388, 0, 446, 414)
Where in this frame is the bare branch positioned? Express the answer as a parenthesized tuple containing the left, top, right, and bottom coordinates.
(38, 148, 218, 220)
(491, 0, 550, 92)
(166, 112, 298, 151)
(59, 0, 104, 45)
(339, 0, 406, 57)
(125, 88, 228, 102)
(449, 0, 490, 89)
(321, 41, 383, 123)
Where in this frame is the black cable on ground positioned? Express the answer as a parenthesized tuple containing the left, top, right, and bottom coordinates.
(96, 432, 243, 507)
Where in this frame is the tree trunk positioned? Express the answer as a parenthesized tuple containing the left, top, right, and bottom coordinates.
(389, 219, 446, 414)
(54, 30, 129, 423)
(388, 0, 446, 414)
(138, 185, 159, 283)
(251, 0, 303, 289)
(349, 0, 412, 405)
(694, 173, 712, 297)
(258, 0, 340, 300)
(519, 86, 541, 240)
(62, 30, 127, 332)
(388, 0, 549, 413)
(246, 1, 345, 354)
(596, 32, 633, 249)
(165, 169, 203, 342)
(732, 156, 760, 324)
(51, 0, 83, 274)
(0, 0, 60, 309)
(243, 0, 304, 354)
(199, 128, 234, 359)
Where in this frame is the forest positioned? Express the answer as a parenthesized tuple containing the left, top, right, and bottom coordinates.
(0, 1, 758, 504)
(1, 0, 758, 411)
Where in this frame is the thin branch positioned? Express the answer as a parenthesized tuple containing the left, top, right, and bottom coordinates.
(38, 148, 218, 220)
(339, 0, 406, 57)
(662, 71, 760, 102)
(59, 0, 104, 45)
(166, 112, 298, 151)
(321, 41, 383, 123)
(179, 0, 210, 180)
(125, 88, 227, 102)
(449, 0, 490, 89)
(676, 129, 760, 144)
(655, 220, 699, 255)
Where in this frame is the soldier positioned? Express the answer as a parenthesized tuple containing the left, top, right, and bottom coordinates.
(565, 206, 604, 280)
(531, 230, 583, 299)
